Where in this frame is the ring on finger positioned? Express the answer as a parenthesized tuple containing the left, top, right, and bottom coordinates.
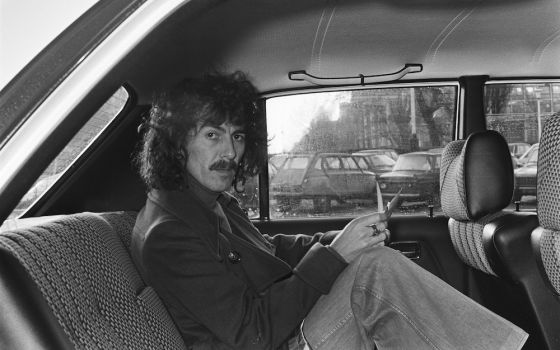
(367, 223, 381, 236)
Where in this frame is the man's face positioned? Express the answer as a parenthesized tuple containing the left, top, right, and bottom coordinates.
(185, 121, 246, 192)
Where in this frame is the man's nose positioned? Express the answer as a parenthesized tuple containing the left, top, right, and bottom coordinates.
(221, 137, 236, 159)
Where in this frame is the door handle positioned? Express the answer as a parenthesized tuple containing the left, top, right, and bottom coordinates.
(389, 241, 420, 259)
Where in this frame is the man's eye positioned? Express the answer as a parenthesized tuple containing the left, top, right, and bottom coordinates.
(234, 134, 246, 142)
(206, 132, 217, 139)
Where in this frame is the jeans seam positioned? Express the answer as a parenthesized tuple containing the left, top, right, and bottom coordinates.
(354, 285, 440, 350)
(309, 311, 354, 349)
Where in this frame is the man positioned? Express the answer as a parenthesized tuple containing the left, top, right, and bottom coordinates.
(132, 72, 527, 350)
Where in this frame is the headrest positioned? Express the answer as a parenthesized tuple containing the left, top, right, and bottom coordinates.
(537, 114, 560, 230)
(440, 130, 513, 221)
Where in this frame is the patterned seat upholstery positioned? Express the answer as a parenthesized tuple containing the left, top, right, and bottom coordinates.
(533, 113, 560, 296)
(441, 130, 560, 350)
(440, 130, 515, 276)
(0, 211, 187, 350)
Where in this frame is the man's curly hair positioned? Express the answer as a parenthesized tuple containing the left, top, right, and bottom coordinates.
(135, 71, 266, 191)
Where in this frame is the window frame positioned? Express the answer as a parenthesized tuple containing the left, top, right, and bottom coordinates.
(257, 81, 461, 221)
(13, 85, 135, 221)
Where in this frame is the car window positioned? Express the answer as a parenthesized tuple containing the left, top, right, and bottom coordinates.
(324, 157, 341, 170)
(355, 157, 370, 170)
(263, 84, 457, 219)
(527, 149, 538, 163)
(341, 156, 359, 170)
(370, 155, 395, 167)
(2, 87, 129, 228)
(485, 81, 560, 211)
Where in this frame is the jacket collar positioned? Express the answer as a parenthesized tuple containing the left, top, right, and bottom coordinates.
(147, 188, 292, 292)
(148, 188, 223, 259)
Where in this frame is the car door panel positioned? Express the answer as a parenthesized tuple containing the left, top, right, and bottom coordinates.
(254, 214, 468, 293)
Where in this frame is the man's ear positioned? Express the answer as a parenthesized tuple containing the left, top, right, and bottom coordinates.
(175, 145, 187, 162)
(233, 180, 245, 193)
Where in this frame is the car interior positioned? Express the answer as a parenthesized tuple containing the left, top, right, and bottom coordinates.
(1, 0, 560, 349)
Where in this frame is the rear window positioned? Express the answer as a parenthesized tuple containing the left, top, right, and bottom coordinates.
(485, 81, 560, 211)
(394, 155, 432, 171)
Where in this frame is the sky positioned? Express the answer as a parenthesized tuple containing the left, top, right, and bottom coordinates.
(267, 92, 350, 154)
(0, 0, 98, 89)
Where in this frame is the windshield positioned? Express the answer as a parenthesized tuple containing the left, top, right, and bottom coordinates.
(369, 154, 395, 167)
(527, 148, 539, 164)
(393, 155, 432, 171)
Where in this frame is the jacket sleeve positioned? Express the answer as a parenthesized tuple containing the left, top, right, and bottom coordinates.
(141, 220, 347, 350)
(265, 230, 340, 268)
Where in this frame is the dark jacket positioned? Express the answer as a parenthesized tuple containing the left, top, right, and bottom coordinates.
(131, 189, 347, 350)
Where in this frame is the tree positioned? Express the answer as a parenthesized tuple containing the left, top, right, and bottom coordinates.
(485, 85, 513, 114)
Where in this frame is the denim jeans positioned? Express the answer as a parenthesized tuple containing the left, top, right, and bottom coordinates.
(299, 246, 528, 350)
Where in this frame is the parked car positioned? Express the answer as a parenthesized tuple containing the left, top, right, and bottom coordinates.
(353, 149, 399, 161)
(352, 153, 395, 174)
(516, 143, 539, 168)
(508, 142, 531, 159)
(377, 152, 442, 206)
(270, 153, 377, 211)
(513, 147, 538, 202)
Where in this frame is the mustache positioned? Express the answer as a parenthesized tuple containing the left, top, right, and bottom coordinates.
(209, 159, 238, 171)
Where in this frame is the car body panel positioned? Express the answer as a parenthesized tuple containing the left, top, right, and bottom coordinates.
(270, 153, 376, 209)
(513, 147, 539, 201)
(377, 152, 441, 204)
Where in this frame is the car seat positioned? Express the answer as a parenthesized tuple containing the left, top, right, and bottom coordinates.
(0, 211, 187, 349)
(530, 113, 560, 349)
(439, 130, 554, 350)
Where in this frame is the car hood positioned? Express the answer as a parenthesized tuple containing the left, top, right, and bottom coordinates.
(379, 170, 426, 178)
(514, 165, 537, 177)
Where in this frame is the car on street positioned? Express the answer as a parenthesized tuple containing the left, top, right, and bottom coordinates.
(377, 152, 442, 206)
(270, 153, 377, 211)
(513, 146, 538, 202)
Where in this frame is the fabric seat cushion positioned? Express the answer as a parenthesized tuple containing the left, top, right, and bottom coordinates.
(0, 212, 186, 349)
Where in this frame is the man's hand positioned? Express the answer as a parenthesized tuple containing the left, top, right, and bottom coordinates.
(328, 212, 388, 263)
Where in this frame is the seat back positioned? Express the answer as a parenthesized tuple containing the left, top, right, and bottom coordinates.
(440, 130, 554, 349)
(440, 130, 516, 276)
(0, 211, 187, 350)
(528, 113, 560, 349)
(534, 113, 560, 296)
